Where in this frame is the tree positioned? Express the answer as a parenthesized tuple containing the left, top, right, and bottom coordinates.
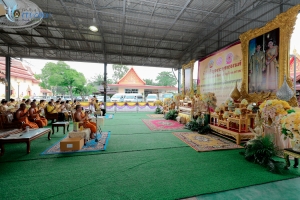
(155, 71, 177, 86)
(112, 64, 129, 83)
(90, 74, 113, 86)
(144, 78, 156, 85)
(36, 61, 87, 99)
(73, 83, 97, 100)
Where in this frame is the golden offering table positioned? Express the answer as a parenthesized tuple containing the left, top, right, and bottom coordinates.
(210, 113, 219, 125)
(210, 124, 254, 145)
(228, 117, 248, 133)
(217, 119, 229, 129)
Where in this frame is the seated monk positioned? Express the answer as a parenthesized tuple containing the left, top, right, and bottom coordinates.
(16, 103, 39, 129)
(74, 105, 97, 139)
(29, 102, 48, 128)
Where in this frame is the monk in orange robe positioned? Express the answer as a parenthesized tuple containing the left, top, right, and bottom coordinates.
(74, 105, 97, 139)
(16, 103, 39, 129)
(29, 102, 48, 128)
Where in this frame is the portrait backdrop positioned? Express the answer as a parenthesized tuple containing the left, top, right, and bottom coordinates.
(248, 28, 279, 93)
(198, 42, 243, 105)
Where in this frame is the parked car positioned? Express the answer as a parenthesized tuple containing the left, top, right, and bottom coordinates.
(146, 94, 158, 102)
(75, 96, 82, 101)
(124, 93, 143, 102)
(111, 93, 126, 102)
(162, 93, 174, 102)
(97, 96, 111, 102)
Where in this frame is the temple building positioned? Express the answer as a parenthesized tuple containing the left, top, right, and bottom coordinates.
(99, 67, 177, 97)
(0, 57, 52, 99)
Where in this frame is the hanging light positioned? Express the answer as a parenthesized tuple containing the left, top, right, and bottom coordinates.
(89, 18, 98, 32)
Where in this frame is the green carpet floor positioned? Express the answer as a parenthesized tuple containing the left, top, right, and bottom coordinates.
(0, 112, 299, 199)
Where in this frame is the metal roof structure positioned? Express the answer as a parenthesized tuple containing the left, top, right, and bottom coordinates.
(0, 0, 299, 69)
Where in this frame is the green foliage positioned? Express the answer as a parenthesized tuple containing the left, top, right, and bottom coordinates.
(144, 78, 156, 85)
(240, 135, 284, 173)
(23, 95, 30, 99)
(112, 64, 129, 83)
(184, 118, 211, 133)
(165, 109, 178, 120)
(73, 83, 96, 98)
(90, 74, 113, 86)
(155, 107, 162, 114)
(36, 61, 87, 97)
(155, 71, 177, 86)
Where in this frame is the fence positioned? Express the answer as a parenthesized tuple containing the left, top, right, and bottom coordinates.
(105, 102, 160, 112)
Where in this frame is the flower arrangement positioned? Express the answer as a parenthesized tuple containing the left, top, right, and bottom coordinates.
(259, 100, 291, 125)
(215, 106, 220, 113)
(247, 104, 253, 111)
(281, 108, 300, 140)
(201, 92, 217, 110)
(241, 99, 248, 105)
(154, 100, 163, 107)
(223, 111, 229, 119)
(219, 103, 226, 111)
(225, 98, 233, 105)
(234, 108, 241, 116)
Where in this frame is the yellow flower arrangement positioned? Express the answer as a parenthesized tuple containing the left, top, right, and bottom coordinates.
(215, 106, 220, 113)
(154, 100, 163, 106)
(223, 111, 229, 119)
(219, 103, 226, 111)
(281, 108, 300, 140)
(241, 99, 248, 105)
(259, 99, 291, 118)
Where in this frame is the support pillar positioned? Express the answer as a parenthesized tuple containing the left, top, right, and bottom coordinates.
(5, 56, 11, 100)
(104, 62, 107, 110)
(178, 68, 181, 94)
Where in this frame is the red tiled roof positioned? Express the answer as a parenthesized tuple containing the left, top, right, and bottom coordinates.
(0, 57, 40, 82)
(40, 88, 52, 93)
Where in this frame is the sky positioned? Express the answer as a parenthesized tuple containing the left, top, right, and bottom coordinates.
(23, 58, 198, 86)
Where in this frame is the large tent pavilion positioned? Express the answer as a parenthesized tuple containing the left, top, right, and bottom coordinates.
(1, 0, 300, 199)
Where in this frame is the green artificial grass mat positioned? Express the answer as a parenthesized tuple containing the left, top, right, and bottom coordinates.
(1, 148, 299, 200)
(0, 112, 300, 199)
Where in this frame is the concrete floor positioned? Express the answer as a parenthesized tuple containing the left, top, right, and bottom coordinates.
(183, 177, 300, 200)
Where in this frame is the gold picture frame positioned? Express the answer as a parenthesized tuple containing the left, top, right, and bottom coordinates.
(239, 5, 300, 106)
(182, 59, 195, 96)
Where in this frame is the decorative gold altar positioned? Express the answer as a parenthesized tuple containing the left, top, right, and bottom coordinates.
(192, 5, 300, 143)
(239, 4, 300, 107)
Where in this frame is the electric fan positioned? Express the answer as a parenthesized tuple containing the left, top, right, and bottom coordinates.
(0, 0, 44, 29)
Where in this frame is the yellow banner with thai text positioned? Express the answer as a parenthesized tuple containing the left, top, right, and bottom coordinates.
(198, 42, 243, 106)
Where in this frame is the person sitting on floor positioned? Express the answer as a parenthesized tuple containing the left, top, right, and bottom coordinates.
(47, 101, 57, 114)
(74, 105, 97, 139)
(25, 99, 31, 111)
(15, 103, 39, 129)
(0, 99, 8, 113)
(60, 101, 69, 120)
(28, 102, 48, 128)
